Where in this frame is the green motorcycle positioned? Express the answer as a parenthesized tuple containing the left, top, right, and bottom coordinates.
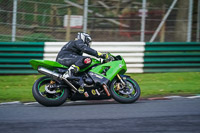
(30, 54, 141, 106)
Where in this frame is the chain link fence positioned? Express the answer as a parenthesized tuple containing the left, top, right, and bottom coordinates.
(0, 0, 199, 42)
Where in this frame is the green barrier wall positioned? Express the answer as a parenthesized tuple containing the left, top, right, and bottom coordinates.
(0, 42, 44, 74)
(144, 42, 200, 72)
(0, 42, 200, 74)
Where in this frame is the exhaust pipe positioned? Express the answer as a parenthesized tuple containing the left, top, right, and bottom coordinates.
(38, 67, 78, 92)
(38, 67, 62, 80)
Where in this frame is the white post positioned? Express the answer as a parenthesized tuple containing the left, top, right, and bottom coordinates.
(12, 0, 18, 42)
(83, 0, 88, 33)
(187, 0, 193, 42)
(150, 0, 177, 42)
(140, 0, 146, 42)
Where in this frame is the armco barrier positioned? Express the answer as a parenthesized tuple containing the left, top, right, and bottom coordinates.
(0, 42, 200, 74)
(0, 42, 44, 74)
(144, 42, 200, 72)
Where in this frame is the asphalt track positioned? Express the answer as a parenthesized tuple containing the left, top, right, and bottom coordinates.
(0, 98, 200, 133)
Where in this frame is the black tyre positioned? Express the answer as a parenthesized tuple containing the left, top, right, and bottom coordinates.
(32, 76, 68, 107)
(110, 76, 140, 103)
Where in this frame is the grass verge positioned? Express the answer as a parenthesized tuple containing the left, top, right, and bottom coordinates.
(127, 72, 200, 98)
(0, 72, 200, 102)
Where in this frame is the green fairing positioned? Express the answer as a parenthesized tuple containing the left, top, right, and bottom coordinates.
(90, 57, 127, 81)
(79, 58, 101, 72)
(30, 55, 127, 81)
(30, 59, 101, 71)
(30, 60, 67, 70)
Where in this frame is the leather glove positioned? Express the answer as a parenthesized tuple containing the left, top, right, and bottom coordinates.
(97, 52, 109, 59)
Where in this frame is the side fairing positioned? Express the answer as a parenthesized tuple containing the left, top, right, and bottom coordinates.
(30, 58, 101, 71)
(90, 59, 127, 81)
(79, 58, 101, 72)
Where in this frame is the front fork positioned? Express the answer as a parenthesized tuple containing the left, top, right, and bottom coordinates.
(116, 74, 126, 86)
(104, 74, 126, 96)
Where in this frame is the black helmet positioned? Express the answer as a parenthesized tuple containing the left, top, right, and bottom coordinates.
(77, 32, 92, 47)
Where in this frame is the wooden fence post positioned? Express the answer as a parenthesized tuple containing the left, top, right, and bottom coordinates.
(66, 8, 71, 41)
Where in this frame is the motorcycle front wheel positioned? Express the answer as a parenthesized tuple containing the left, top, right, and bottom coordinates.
(32, 76, 69, 107)
(110, 76, 141, 103)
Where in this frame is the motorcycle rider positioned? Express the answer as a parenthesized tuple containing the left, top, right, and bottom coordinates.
(56, 32, 108, 79)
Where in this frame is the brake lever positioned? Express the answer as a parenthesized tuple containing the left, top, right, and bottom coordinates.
(108, 55, 115, 61)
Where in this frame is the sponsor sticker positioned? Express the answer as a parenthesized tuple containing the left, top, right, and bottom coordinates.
(84, 58, 91, 64)
(91, 89, 96, 95)
(90, 72, 103, 79)
(78, 87, 84, 93)
(84, 92, 89, 97)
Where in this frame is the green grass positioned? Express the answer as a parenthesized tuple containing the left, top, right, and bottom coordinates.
(127, 72, 200, 98)
(0, 72, 200, 103)
(0, 75, 43, 103)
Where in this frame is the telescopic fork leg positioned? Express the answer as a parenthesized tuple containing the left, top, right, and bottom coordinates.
(116, 74, 126, 86)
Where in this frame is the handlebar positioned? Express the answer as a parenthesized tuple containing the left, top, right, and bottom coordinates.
(104, 53, 115, 63)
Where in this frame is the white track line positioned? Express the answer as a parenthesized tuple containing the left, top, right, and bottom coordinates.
(0, 101, 21, 105)
(186, 95, 200, 99)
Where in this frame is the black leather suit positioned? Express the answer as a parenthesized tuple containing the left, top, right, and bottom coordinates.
(56, 39, 98, 69)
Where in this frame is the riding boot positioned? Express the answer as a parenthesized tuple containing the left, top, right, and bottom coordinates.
(63, 65, 80, 79)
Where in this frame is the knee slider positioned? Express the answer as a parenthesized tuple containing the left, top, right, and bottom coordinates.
(83, 57, 92, 65)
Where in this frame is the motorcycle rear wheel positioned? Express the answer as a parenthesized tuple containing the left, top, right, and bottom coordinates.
(110, 76, 140, 103)
(32, 76, 68, 107)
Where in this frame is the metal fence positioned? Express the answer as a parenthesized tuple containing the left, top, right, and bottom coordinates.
(0, 0, 199, 42)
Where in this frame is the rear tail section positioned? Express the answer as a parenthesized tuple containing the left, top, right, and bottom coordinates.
(30, 59, 67, 70)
